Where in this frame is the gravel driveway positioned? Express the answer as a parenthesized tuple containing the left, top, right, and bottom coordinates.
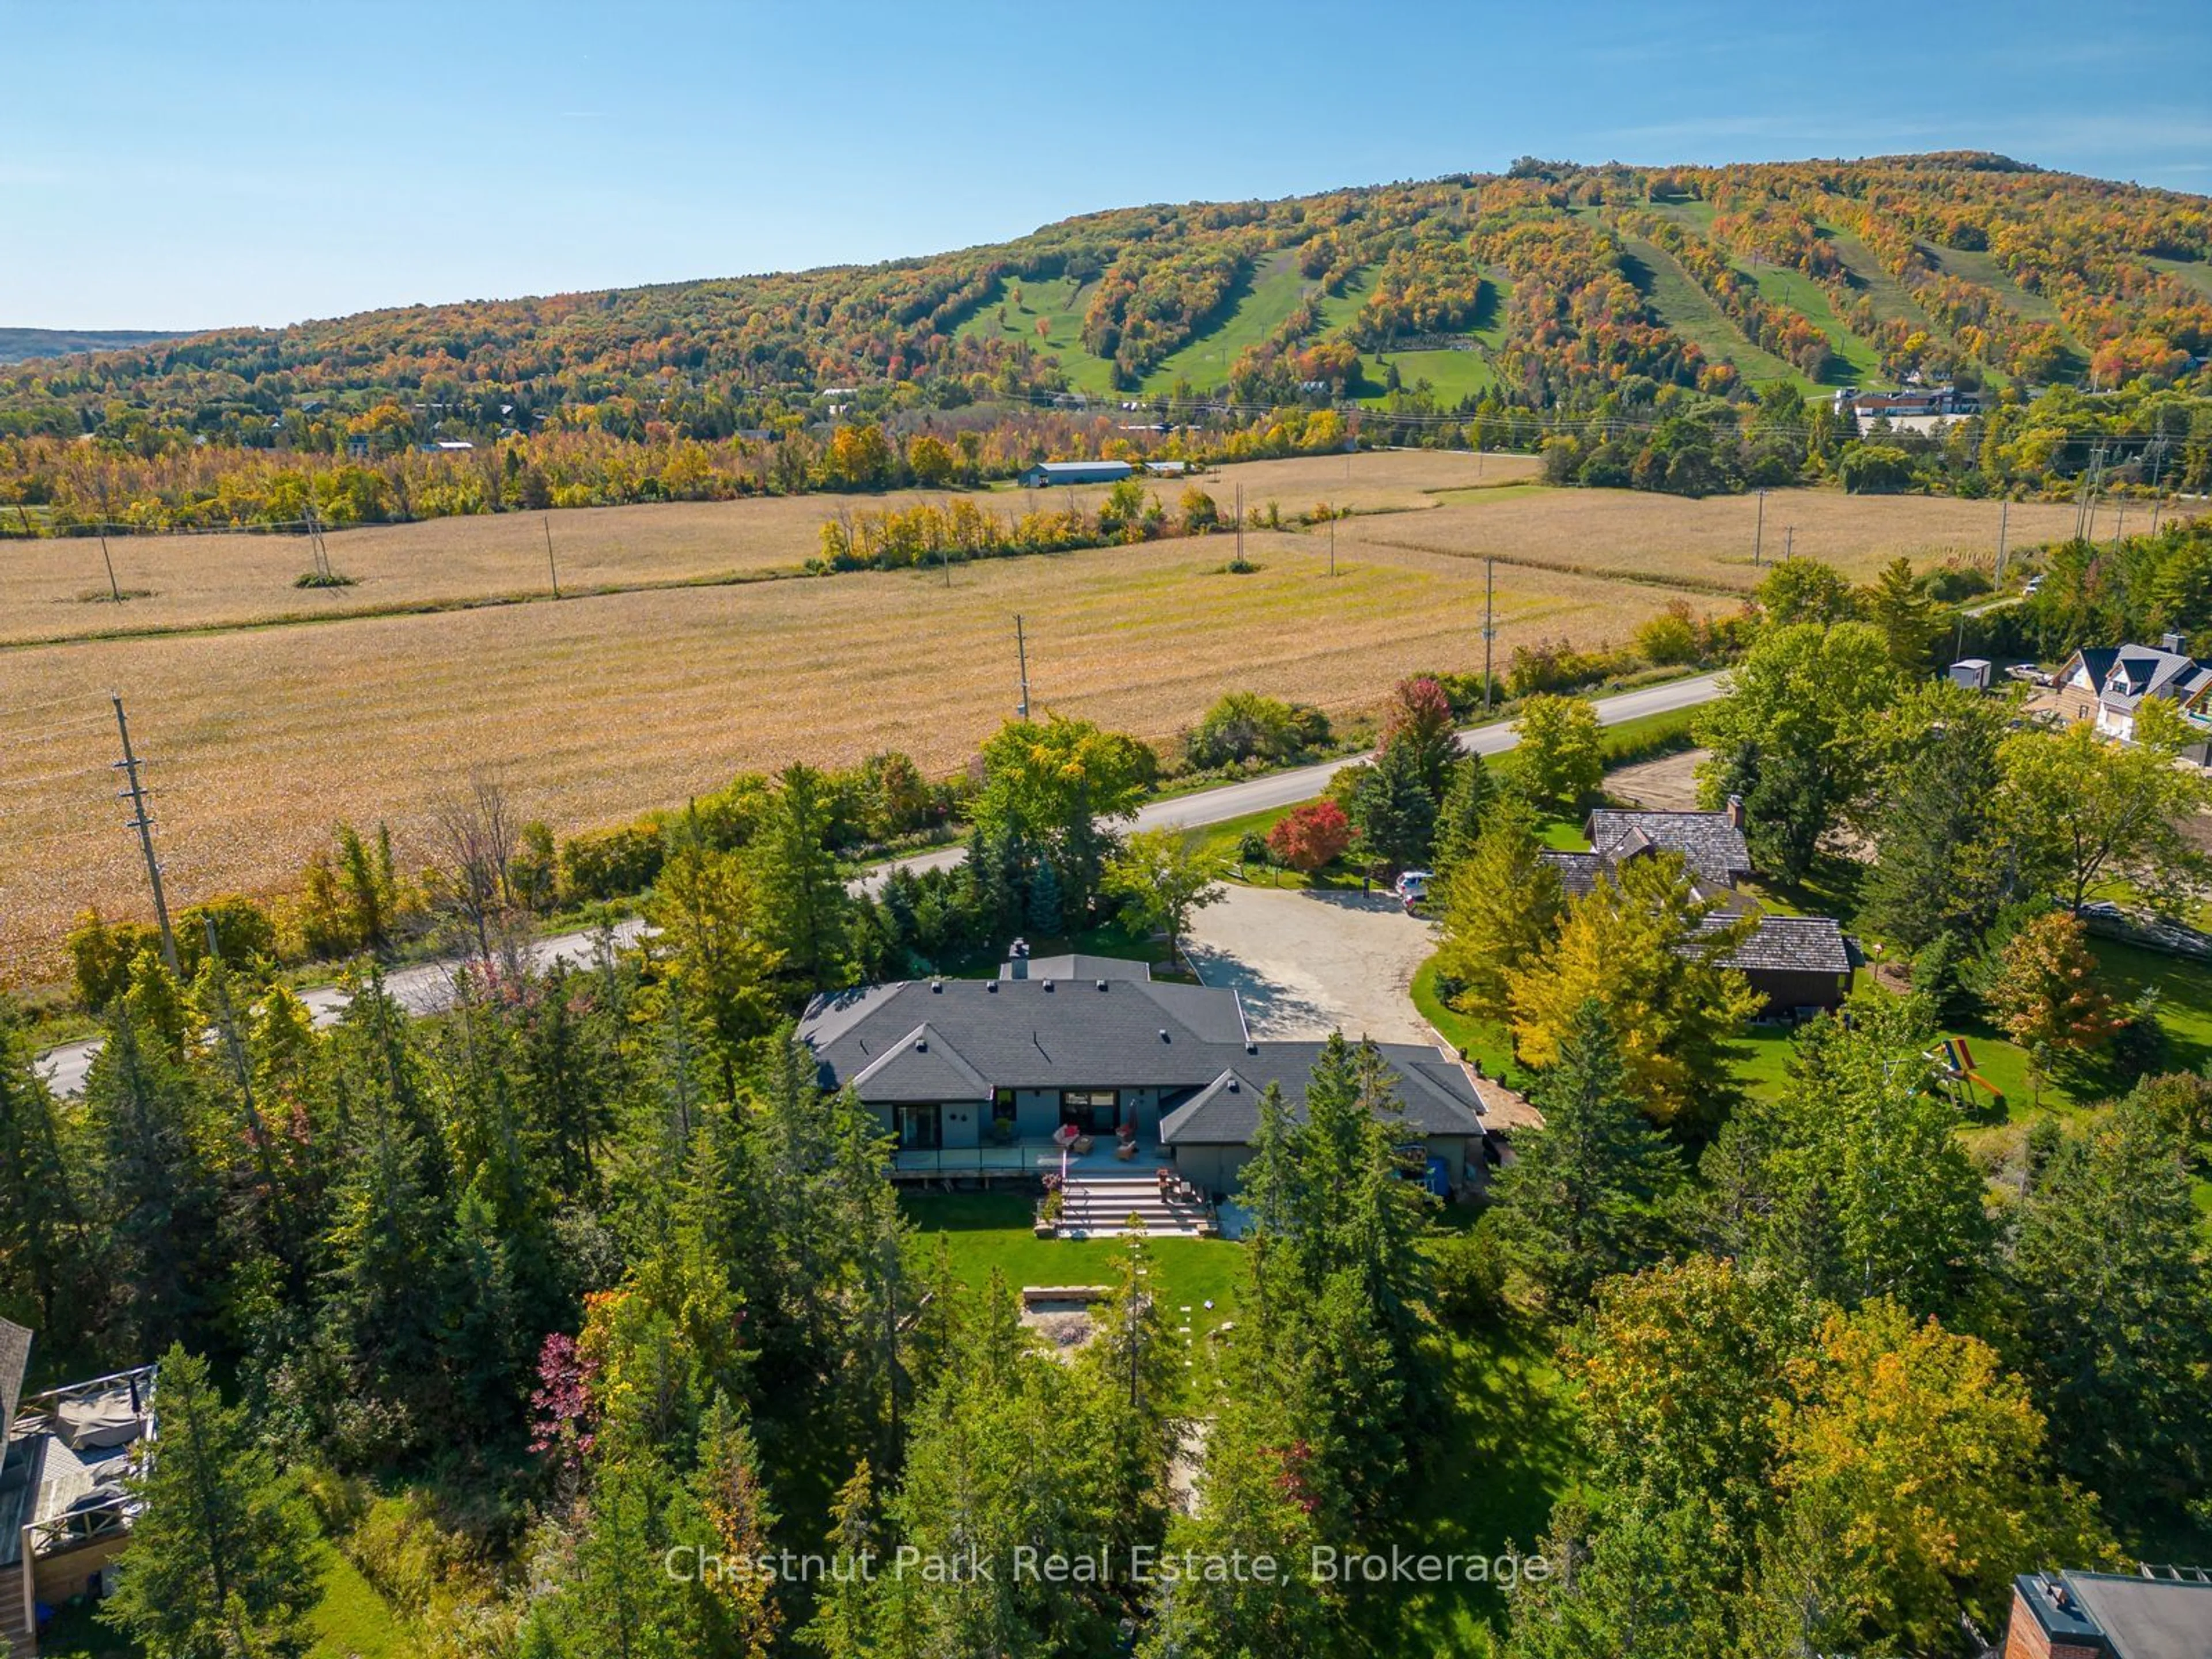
(1184, 884, 1439, 1047)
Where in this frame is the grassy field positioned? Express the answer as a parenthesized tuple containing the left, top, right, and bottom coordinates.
(2149, 255, 2212, 304)
(0, 452, 1533, 649)
(1351, 483, 2114, 593)
(1142, 252, 1312, 392)
(1358, 347, 1499, 404)
(0, 460, 1620, 984)
(1616, 236, 1812, 389)
(954, 274, 1118, 396)
(1740, 260, 1885, 384)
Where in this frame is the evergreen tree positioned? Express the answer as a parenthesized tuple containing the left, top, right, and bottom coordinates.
(102, 1345, 317, 1659)
(2002, 1099, 2212, 1507)
(1490, 1000, 1683, 1309)
(748, 762, 858, 993)
(1025, 858, 1063, 937)
(1861, 681, 2020, 950)
(1700, 997, 1992, 1317)
(1349, 736, 1437, 873)
(0, 1003, 86, 1341)
(84, 1005, 218, 1359)
(1429, 754, 1497, 882)
(1861, 554, 1943, 673)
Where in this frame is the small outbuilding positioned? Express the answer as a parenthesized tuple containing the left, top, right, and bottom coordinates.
(1949, 657, 1993, 691)
(1016, 460, 1135, 488)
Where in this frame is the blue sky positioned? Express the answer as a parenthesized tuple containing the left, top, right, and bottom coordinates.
(2, 0, 2206, 329)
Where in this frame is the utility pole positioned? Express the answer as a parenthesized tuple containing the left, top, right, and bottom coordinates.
(1753, 489, 1766, 567)
(543, 515, 560, 599)
(1234, 483, 1245, 568)
(1014, 614, 1031, 721)
(98, 533, 122, 603)
(1328, 508, 1336, 578)
(1481, 557, 1496, 713)
(111, 694, 179, 972)
(1996, 497, 2009, 583)
(1784, 525, 1794, 561)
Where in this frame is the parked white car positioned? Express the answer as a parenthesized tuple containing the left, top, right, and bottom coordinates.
(1393, 870, 1434, 912)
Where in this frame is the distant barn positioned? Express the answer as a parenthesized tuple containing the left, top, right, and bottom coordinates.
(1016, 460, 1134, 488)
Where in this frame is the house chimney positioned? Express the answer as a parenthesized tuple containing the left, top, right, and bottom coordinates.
(1725, 793, 1745, 830)
(2161, 630, 2188, 656)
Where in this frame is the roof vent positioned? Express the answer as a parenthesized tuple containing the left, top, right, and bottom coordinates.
(1159, 1028, 1171, 1042)
(1226, 1078, 1240, 1092)
(1096, 979, 1108, 991)
(930, 979, 943, 993)
(1042, 978, 1054, 992)
(986, 979, 999, 993)
(915, 1036, 929, 1052)
(1245, 1041, 1258, 1055)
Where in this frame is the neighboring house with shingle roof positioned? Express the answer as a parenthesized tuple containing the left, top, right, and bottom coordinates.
(800, 956, 1486, 1192)
(2054, 637, 2212, 751)
(1541, 799, 1854, 1014)
(1585, 803, 1753, 889)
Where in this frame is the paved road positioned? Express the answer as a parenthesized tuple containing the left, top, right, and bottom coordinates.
(39, 673, 1726, 1094)
(859, 670, 1727, 891)
(36, 918, 647, 1099)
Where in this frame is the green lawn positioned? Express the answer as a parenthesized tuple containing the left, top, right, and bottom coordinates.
(902, 1191, 1245, 1320)
(1348, 1321, 1580, 1654)
(306, 1543, 411, 1659)
(32, 1541, 408, 1659)
(1922, 242, 2069, 325)
(1645, 198, 1718, 233)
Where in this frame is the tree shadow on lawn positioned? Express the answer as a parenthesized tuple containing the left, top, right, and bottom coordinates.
(1348, 1318, 1582, 1656)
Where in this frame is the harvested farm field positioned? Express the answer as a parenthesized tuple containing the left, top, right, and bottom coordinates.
(0, 518, 1625, 984)
(0, 449, 1538, 646)
(1347, 485, 2161, 593)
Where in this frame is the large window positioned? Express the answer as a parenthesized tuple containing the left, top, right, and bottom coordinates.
(1059, 1089, 1119, 1134)
(896, 1104, 941, 1150)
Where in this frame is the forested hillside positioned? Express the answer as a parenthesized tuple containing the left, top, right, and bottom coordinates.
(3, 152, 2209, 528)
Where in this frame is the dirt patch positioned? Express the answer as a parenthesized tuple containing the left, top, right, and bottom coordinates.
(1605, 747, 1708, 810)
(1020, 1304, 1097, 1354)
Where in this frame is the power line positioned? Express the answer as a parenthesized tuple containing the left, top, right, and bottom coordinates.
(110, 693, 179, 973)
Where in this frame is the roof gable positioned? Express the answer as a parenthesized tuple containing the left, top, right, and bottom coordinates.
(1585, 809, 1751, 885)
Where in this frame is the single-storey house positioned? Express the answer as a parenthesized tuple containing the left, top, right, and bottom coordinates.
(2052, 637, 2212, 753)
(1016, 459, 1135, 488)
(3, 1317, 159, 1652)
(2002, 1567, 2212, 1659)
(798, 954, 1485, 1194)
(1542, 802, 1853, 1013)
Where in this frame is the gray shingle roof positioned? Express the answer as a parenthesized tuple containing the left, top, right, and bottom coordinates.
(801, 961, 1482, 1149)
(1698, 913, 1851, 975)
(802, 972, 1251, 1094)
(1585, 809, 1751, 887)
(1157, 1043, 1484, 1145)
(848, 1022, 995, 1103)
(0, 1317, 30, 1446)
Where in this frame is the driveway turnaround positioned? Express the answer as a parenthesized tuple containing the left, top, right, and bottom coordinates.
(1184, 884, 1438, 1048)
